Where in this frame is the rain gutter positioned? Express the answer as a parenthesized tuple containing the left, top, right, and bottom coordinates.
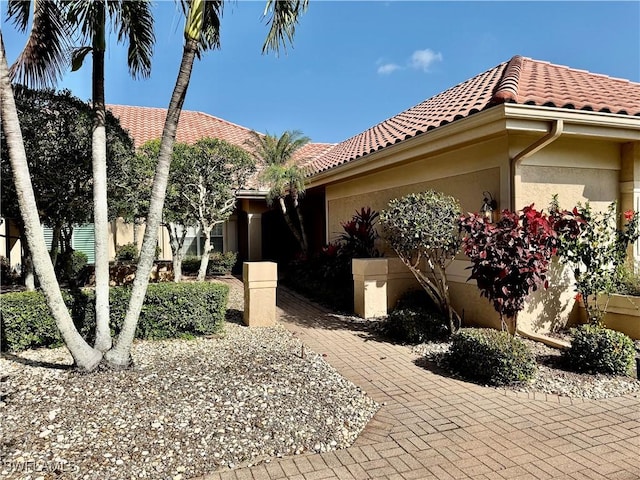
(510, 119, 564, 210)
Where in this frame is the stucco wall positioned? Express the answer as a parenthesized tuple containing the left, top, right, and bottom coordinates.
(329, 133, 630, 334)
(326, 136, 509, 243)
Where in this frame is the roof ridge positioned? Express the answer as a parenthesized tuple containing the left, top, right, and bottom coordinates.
(490, 55, 524, 104)
(194, 110, 264, 136)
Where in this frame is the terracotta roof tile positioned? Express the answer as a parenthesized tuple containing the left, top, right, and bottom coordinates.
(306, 55, 640, 175)
(107, 104, 336, 190)
(107, 104, 259, 149)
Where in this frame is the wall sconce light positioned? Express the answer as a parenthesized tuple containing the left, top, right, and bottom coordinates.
(481, 191, 497, 223)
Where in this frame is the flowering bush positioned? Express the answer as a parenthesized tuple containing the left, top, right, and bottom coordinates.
(550, 199, 640, 324)
(460, 205, 558, 332)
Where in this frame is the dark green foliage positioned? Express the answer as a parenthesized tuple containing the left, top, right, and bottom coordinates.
(115, 243, 139, 263)
(208, 251, 237, 274)
(182, 252, 238, 275)
(1, 256, 19, 285)
(0, 291, 69, 351)
(563, 325, 635, 375)
(283, 208, 381, 313)
(384, 290, 449, 343)
(1, 282, 228, 351)
(447, 328, 537, 386)
(55, 250, 88, 285)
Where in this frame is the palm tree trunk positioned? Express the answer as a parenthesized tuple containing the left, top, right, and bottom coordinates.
(1, 33, 102, 370)
(278, 197, 305, 254)
(50, 224, 62, 270)
(105, 38, 199, 367)
(197, 223, 212, 281)
(91, 10, 112, 352)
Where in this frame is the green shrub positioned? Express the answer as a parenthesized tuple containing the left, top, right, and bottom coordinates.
(208, 251, 237, 274)
(0, 291, 69, 350)
(384, 290, 449, 343)
(563, 324, 635, 375)
(115, 243, 138, 263)
(447, 328, 537, 386)
(0, 282, 228, 351)
(1, 256, 18, 285)
(182, 256, 201, 274)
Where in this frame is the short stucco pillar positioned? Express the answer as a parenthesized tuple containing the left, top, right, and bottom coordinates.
(353, 258, 388, 319)
(243, 262, 277, 327)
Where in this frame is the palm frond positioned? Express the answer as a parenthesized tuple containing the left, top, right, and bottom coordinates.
(7, 0, 31, 32)
(180, 0, 223, 55)
(115, 0, 155, 79)
(9, 0, 73, 88)
(261, 0, 308, 55)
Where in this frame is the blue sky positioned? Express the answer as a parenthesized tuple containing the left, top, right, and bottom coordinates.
(2, 1, 639, 144)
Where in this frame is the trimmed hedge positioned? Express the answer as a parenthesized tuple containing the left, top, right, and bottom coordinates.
(182, 252, 238, 275)
(563, 325, 635, 376)
(1, 282, 228, 352)
(447, 328, 537, 386)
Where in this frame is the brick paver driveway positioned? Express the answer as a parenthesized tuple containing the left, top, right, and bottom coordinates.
(203, 281, 639, 480)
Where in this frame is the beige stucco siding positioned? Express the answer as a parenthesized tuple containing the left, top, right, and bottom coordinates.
(326, 136, 509, 243)
(513, 136, 620, 211)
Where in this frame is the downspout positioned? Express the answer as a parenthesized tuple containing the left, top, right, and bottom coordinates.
(510, 119, 564, 210)
(510, 119, 565, 345)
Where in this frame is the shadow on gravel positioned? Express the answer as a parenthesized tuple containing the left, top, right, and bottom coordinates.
(1, 352, 74, 370)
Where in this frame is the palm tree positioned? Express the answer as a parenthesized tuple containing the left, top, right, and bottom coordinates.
(8, 0, 154, 354)
(1, 33, 103, 370)
(3, 0, 308, 369)
(246, 130, 311, 255)
(104, 0, 309, 367)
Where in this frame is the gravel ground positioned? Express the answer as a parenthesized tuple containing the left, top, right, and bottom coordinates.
(0, 280, 378, 480)
(413, 338, 640, 399)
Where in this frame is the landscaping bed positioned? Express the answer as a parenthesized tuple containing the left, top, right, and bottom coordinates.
(0, 281, 378, 479)
(413, 336, 640, 399)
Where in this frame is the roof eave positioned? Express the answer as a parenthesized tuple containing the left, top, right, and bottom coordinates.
(306, 105, 640, 189)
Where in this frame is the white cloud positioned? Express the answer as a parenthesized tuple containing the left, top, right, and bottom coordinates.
(409, 49, 443, 72)
(377, 63, 402, 75)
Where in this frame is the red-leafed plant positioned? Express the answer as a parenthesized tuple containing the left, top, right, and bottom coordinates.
(459, 205, 559, 332)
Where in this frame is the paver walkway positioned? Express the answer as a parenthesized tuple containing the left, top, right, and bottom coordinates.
(203, 281, 639, 480)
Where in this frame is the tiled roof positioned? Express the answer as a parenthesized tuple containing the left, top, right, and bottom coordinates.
(305, 55, 640, 175)
(107, 105, 257, 149)
(107, 104, 336, 190)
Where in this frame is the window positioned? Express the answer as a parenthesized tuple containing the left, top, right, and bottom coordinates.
(211, 223, 224, 252)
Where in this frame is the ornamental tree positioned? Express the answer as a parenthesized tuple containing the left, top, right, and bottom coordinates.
(550, 200, 640, 324)
(380, 191, 462, 333)
(460, 205, 559, 333)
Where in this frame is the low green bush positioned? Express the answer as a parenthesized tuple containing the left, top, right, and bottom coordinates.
(1, 282, 228, 352)
(181, 252, 238, 275)
(384, 290, 449, 343)
(208, 251, 237, 274)
(447, 328, 537, 386)
(563, 324, 635, 375)
(115, 243, 138, 263)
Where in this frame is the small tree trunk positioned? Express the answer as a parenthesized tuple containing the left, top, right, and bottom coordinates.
(50, 224, 62, 270)
(278, 198, 305, 254)
(105, 37, 199, 368)
(197, 223, 213, 281)
(91, 8, 112, 353)
(1, 34, 102, 370)
(21, 236, 35, 291)
(167, 223, 187, 282)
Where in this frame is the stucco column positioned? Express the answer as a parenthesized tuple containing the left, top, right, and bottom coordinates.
(243, 262, 277, 327)
(353, 258, 388, 318)
(386, 257, 420, 310)
(247, 213, 262, 261)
